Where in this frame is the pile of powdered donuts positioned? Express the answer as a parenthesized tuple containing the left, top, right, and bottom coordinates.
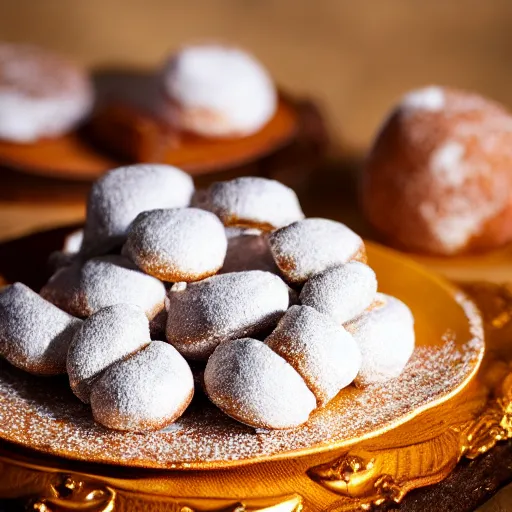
(0, 167, 415, 432)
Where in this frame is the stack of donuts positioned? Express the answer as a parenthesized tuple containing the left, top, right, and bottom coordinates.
(0, 166, 415, 432)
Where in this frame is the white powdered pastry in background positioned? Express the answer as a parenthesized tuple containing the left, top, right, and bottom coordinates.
(265, 305, 361, 406)
(165, 270, 289, 360)
(0, 43, 94, 142)
(268, 218, 365, 284)
(221, 233, 278, 274)
(81, 164, 194, 256)
(47, 229, 85, 270)
(67, 304, 150, 403)
(63, 229, 84, 254)
(401, 86, 446, 112)
(40, 255, 166, 320)
(204, 337, 316, 429)
(300, 262, 377, 323)
(201, 177, 304, 231)
(161, 44, 276, 137)
(345, 293, 415, 386)
(0, 283, 81, 375)
(124, 208, 227, 282)
(90, 341, 194, 432)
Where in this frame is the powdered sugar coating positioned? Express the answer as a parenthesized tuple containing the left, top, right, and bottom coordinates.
(0, 43, 93, 142)
(265, 306, 361, 406)
(202, 177, 304, 231)
(345, 293, 415, 385)
(402, 86, 445, 112)
(125, 208, 227, 282)
(269, 218, 366, 284)
(82, 164, 194, 256)
(63, 229, 84, 254)
(162, 44, 277, 137)
(90, 341, 194, 432)
(41, 255, 166, 320)
(300, 262, 377, 323)
(67, 304, 150, 403)
(221, 233, 278, 274)
(165, 271, 289, 360)
(204, 338, 316, 429)
(0, 283, 81, 375)
(0, 276, 483, 468)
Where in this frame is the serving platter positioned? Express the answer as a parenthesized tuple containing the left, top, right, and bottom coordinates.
(0, 234, 484, 471)
(3, 226, 512, 511)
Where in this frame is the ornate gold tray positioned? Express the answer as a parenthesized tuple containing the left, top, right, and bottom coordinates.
(2, 229, 510, 511)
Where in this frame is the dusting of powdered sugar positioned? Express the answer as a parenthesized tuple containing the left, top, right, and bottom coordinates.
(401, 86, 446, 112)
(161, 44, 277, 137)
(0, 283, 81, 376)
(300, 262, 377, 324)
(124, 208, 227, 282)
(81, 164, 194, 256)
(345, 293, 415, 385)
(0, 319, 483, 468)
(202, 177, 304, 231)
(67, 304, 151, 403)
(265, 306, 361, 406)
(268, 218, 365, 284)
(429, 140, 466, 187)
(165, 271, 290, 360)
(62, 229, 84, 254)
(0, 43, 94, 142)
(204, 338, 316, 429)
(90, 341, 194, 432)
(221, 233, 279, 274)
(41, 255, 166, 320)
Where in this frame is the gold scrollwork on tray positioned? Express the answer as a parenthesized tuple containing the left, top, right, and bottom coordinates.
(31, 473, 115, 512)
(307, 354, 512, 509)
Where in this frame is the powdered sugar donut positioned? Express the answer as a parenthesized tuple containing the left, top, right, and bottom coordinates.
(0, 283, 81, 375)
(345, 293, 415, 386)
(124, 208, 227, 282)
(265, 306, 361, 406)
(82, 164, 194, 256)
(201, 177, 304, 231)
(161, 44, 277, 137)
(221, 233, 278, 274)
(90, 341, 194, 432)
(268, 218, 366, 284)
(165, 270, 289, 360)
(204, 338, 316, 429)
(363, 86, 512, 255)
(41, 255, 166, 320)
(300, 262, 377, 323)
(0, 43, 93, 143)
(67, 304, 150, 403)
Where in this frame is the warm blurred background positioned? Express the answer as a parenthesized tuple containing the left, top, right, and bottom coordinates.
(2, 0, 512, 244)
(2, 0, 512, 150)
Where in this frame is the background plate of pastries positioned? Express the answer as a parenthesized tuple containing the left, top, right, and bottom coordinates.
(0, 42, 302, 179)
